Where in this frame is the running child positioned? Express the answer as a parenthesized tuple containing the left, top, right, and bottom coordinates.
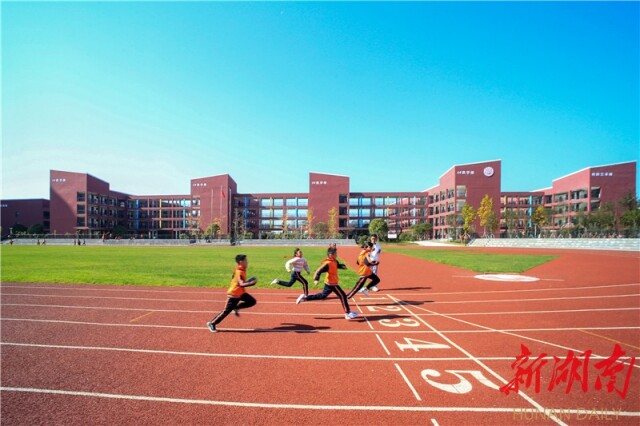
(347, 241, 380, 298)
(207, 254, 257, 333)
(270, 248, 311, 299)
(296, 247, 358, 320)
(362, 233, 382, 293)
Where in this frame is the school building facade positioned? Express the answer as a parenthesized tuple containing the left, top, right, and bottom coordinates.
(1, 160, 636, 239)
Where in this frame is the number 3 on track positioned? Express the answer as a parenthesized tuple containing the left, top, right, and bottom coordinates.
(395, 338, 450, 352)
(379, 318, 421, 327)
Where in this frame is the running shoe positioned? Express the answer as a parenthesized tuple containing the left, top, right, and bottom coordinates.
(207, 322, 218, 333)
(370, 286, 379, 292)
(345, 312, 359, 320)
(296, 294, 306, 304)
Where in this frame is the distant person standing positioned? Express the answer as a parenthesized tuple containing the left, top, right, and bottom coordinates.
(367, 234, 382, 292)
(271, 248, 311, 299)
(207, 254, 257, 333)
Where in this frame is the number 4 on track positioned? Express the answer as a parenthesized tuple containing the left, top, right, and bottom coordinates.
(395, 337, 450, 352)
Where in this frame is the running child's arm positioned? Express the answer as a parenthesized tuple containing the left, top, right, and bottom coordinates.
(284, 257, 295, 272)
(238, 276, 257, 287)
(313, 262, 329, 284)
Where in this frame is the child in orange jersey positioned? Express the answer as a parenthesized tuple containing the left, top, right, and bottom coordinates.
(347, 241, 380, 299)
(297, 247, 358, 320)
(207, 254, 257, 333)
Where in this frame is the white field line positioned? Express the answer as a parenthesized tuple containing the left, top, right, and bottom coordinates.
(3, 291, 639, 306)
(2, 317, 639, 336)
(0, 293, 316, 305)
(390, 297, 640, 369)
(2, 342, 635, 363)
(386, 295, 568, 426)
(3, 387, 640, 416)
(394, 363, 422, 401)
(375, 334, 391, 355)
(2, 282, 638, 297)
(2, 302, 638, 318)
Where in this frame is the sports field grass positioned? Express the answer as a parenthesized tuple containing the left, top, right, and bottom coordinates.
(386, 247, 557, 273)
(0, 246, 356, 288)
(1, 245, 557, 287)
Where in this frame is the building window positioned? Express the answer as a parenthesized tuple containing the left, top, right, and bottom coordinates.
(77, 205, 85, 214)
(298, 198, 308, 206)
(273, 198, 284, 207)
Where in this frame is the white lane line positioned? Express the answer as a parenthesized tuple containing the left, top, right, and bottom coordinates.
(387, 295, 568, 426)
(3, 282, 637, 297)
(3, 387, 639, 416)
(394, 364, 421, 401)
(417, 293, 640, 305)
(2, 317, 639, 335)
(375, 334, 391, 356)
(2, 342, 634, 363)
(397, 301, 640, 368)
(0, 293, 318, 305)
(430, 419, 440, 426)
(420, 307, 640, 316)
(4, 303, 638, 318)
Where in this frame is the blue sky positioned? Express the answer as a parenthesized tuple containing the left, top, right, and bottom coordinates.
(2, 1, 638, 199)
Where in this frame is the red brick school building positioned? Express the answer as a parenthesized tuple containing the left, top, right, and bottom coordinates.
(1, 160, 636, 240)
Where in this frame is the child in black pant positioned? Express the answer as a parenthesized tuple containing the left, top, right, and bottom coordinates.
(207, 254, 257, 333)
(296, 247, 358, 320)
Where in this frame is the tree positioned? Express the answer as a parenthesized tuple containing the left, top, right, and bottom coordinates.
(231, 208, 245, 240)
(327, 207, 338, 238)
(112, 224, 128, 238)
(461, 204, 476, 239)
(590, 202, 616, 235)
(531, 206, 547, 237)
(282, 210, 289, 237)
(619, 193, 640, 237)
(369, 219, 388, 241)
(313, 222, 328, 239)
(411, 222, 432, 240)
(503, 209, 518, 237)
(11, 224, 27, 235)
(306, 208, 314, 238)
(205, 220, 220, 239)
(28, 223, 44, 235)
(477, 194, 495, 237)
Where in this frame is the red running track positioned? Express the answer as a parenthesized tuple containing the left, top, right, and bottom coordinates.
(1, 246, 639, 425)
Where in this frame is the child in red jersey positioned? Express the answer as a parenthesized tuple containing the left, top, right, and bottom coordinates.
(207, 254, 257, 333)
(347, 241, 380, 299)
(297, 247, 358, 320)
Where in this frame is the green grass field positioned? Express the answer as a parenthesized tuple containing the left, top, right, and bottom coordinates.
(1, 245, 557, 287)
(385, 247, 557, 273)
(0, 246, 359, 288)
